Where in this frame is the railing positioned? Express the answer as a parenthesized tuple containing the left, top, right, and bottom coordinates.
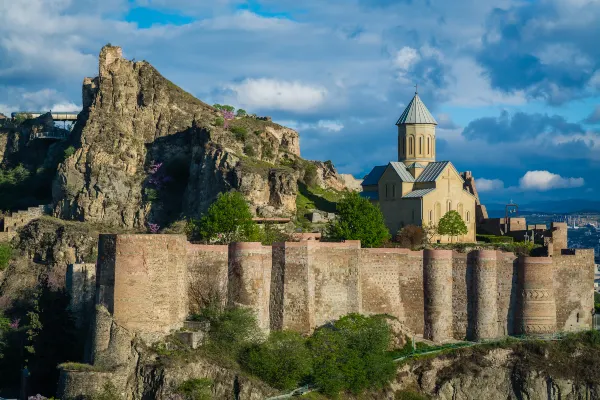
(32, 131, 68, 140)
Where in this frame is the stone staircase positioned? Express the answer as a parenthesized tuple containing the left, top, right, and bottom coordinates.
(0, 204, 49, 241)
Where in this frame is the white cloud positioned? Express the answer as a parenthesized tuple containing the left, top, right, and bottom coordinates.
(476, 178, 505, 192)
(519, 170, 585, 191)
(224, 78, 327, 112)
(393, 47, 420, 70)
(276, 119, 344, 132)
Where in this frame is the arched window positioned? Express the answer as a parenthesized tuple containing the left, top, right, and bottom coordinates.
(402, 139, 405, 156)
(447, 201, 452, 212)
(427, 137, 430, 155)
(429, 210, 433, 222)
(466, 211, 470, 223)
(392, 185, 396, 198)
(457, 203, 463, 218)
(435, 202, 441, 223)
(409, 137, 414, 155)
(419, 137, 423, 155)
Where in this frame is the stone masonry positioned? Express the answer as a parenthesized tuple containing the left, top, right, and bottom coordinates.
(70, 222, 593, 350)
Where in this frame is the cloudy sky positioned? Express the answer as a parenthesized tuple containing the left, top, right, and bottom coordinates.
(1, 0, 600, 206)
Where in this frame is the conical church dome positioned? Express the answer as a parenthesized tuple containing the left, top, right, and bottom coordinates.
(396, 93, 437, 125)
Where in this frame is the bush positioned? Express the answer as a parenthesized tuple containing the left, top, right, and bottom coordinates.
(325, 192, 390, 248)
(176, 378, 213, 400)
(0, 243, 12, 271)
(214, 117, 224, 127)
(396, 225, 424, 248)
(240, 331, 312, 390)
(63, 146, 75, 160)
(231, 126, 248, 141)
(243, 144, 255, 156)
(309, 314, 396, 396)
(187, 192, 260, 243)
(193, 306, 262, 357)
(144, 187, 159, 203)
(477, 234, 513, 243)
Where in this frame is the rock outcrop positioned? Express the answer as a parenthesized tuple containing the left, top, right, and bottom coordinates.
(52, 45, 314, 228)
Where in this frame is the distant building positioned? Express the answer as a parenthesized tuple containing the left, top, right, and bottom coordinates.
(361, 90, 477, 242)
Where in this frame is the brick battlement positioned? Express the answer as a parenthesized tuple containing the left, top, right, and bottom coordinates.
(75, 234, 594, 348)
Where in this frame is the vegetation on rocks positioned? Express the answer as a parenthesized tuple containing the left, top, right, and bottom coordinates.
(0, 243, 12, 271)
(325, 192, 390, 247)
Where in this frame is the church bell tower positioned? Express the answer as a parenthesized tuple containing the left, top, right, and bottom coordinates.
(397, 88, 438, 168)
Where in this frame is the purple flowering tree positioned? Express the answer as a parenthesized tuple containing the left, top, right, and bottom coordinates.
(10, 318, 20, 329)
(222, 110, 235, 129)
(148, 223, 160, 234)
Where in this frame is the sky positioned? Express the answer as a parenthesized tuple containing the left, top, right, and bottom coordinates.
(1, 0, 600, 206)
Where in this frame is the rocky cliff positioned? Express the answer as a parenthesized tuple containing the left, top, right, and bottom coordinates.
(52, 45, 353, 229)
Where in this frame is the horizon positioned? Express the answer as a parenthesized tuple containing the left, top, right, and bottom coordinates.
(1, 0, 599, 205)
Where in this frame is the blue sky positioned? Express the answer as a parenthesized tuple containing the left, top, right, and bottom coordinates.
(1, 0, 599, 206)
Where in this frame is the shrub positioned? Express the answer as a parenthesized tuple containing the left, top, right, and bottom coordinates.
(231, 126, 248, 141)
(262, 144, 274, 159)
(325, 192, 390, 248)
(63, 146, 75, 160)
(0, 243, 12, 271)
(188, 192, 260, 243)
(437, 210, 468, 242)
(308, 314, 396, 396)
(240, 331, 312, 390)
(243, 144, 255, 156)
(214, 117, 224, 127)
(176, 378, 213, 400)
(193, 306, 262, 357)
(144, 187, 159, 202)
(396, 225, 424, 248)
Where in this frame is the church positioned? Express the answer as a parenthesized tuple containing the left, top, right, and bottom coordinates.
(361, 90, 477, 243)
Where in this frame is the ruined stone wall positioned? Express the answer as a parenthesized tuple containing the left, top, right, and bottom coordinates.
(186, 243, 228, 315)
(66, 263, 97, 329)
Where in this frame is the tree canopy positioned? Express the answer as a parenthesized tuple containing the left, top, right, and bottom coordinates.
(437, 210, 468, 242)
(190, 191, 259, 243)
(325, 192, 390, 247)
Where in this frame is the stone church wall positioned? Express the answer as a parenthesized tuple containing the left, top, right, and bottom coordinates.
(75, 233, 594, 348)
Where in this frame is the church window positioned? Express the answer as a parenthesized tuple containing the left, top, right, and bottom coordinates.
(402, 139, 405, 156)
(419, 137, 423, 155)
(412, 210, 415, 221)
(429, 210, 433, 221)
(458, 203, 463, 218)
(466, 211, 470, 223)
(392, 184, 396, 198)
(385, 184, 389, 198)
(427, 137, 430, 155)
(447, 201, 451, 212)
(409, 137, 414, 155)
(435, 202, 441, 223)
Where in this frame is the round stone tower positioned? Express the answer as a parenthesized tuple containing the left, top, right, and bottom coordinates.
(397, 89, 438, 167)
(472, 250, 498, 340)
(518, 256, 556, 335)
(423, 249, 453, 342)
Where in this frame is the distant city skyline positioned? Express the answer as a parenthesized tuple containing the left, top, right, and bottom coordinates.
(1, 0, 599, 204)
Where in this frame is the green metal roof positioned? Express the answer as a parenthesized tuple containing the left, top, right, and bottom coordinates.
(396, 93, 438, 125)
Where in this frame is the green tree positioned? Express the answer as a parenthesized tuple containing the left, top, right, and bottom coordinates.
(212, 103, 223, 110)
(240, 331, 312, 390)
(221, 104, 235, 112)
(326, 192, 390, 248)
(308, 314, 395, 396)
(190, 192, 260, 243)
(236, 109, 247, 117)
(437, 210, 468, 242)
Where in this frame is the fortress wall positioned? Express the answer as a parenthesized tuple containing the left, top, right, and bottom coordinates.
(553, 249, 595, 332)
(451, 253, 469, 340)
(96, 234, 188, 339)
(186, 244, 228, 314)
(310, 241, 361, 327)
(400, 251, 425, 335)
(228, 242, 272, 331)
(423, 249, 453, 342)
(519, 256, 556, 335)
(472, 250, 499, 340)
(496, 252, 518, 336)
(359, 248, 409, 322)
(66, 263, 97, 329)
(551, 222, 568, 257)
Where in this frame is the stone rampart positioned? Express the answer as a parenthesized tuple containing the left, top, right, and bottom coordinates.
(83, 234, 594, 346)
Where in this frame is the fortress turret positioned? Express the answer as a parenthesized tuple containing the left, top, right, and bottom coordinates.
(518, 256, 557, 335)
(423, 249, 453, 342)
(472, 250, 498, 340)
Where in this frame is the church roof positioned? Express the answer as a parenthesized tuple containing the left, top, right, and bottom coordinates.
(396, 93, 438, 125)
(415, 161, 450, 182)
(361, 165, 387, 186)
(406, 162, 426, 169)
(402, 188, 436, 198)
(389, 162, 415, 182)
